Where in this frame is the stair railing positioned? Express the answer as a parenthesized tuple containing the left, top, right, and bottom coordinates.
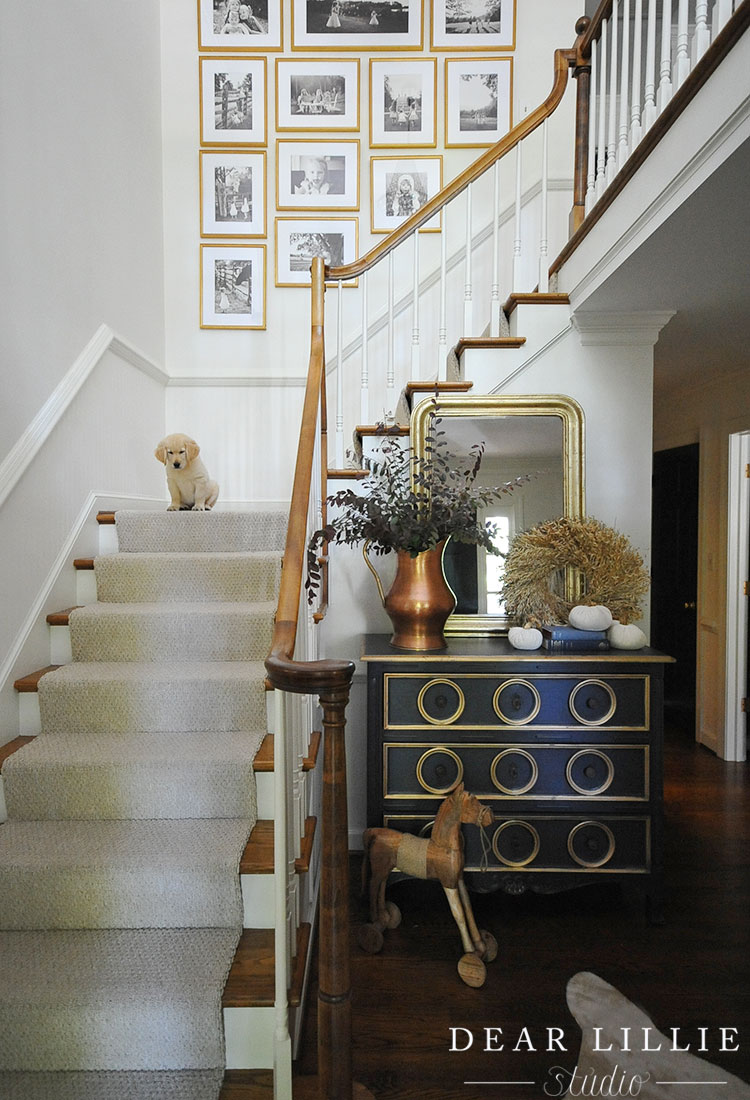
(265, 257, 359, 1100)
(322, 34, 583, 467)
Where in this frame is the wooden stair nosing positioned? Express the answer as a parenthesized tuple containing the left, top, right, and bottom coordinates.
(13, 666, 60, 692)
(97, 511, 116, 524)
(405, 380, 473, 399)
(354, 424, 410, 437)
(303, 729, 321, 772)
(219, 1070, 274, 1099)
(74, 558, 95, 570)
(453, 335, 526, 358)
(240, 816, 316, 876)
(0, 736, 35, 770)
(222, 921, 311, 1009)
(502, 291, 570, 316)
(46, 607, 81, 626)
(326, 468, 369, 480)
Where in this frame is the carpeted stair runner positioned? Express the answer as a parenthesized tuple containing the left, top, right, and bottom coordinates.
(0, 510, 286, 1099)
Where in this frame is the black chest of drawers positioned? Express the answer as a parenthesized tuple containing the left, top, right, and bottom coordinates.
(362, 635, 673, 922)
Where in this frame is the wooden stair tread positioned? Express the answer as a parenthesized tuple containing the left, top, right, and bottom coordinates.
(503, 291, 570, 315)
(327, 468, 369, 479)
(46, 607, 80, 626)
(223, 922, 310, 1008)
(405, 381, 473, 398)
(453, 336, 526, 357)
(97, 511, 116, 524)
(219, 1070, 273, 1099)
(74, 558, 95, 570)
(0, 736, 35, 770)
(303, 729, 321, 772)
(240, 817, 316, 875)
(13, 667, 60, 692)
(355, 424, 409, 437)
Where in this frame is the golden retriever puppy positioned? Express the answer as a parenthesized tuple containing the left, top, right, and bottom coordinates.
(154, 433, 219, 511)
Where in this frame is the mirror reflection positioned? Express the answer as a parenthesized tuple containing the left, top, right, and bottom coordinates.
(410, 395, 585, 635)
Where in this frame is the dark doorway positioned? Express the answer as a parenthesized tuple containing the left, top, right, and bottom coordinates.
(651, 443, 699, 735)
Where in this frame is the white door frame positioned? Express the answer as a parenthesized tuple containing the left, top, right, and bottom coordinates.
(724, 429, 750, 762)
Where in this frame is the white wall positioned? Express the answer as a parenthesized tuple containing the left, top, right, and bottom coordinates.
(0, 0, 166, 460)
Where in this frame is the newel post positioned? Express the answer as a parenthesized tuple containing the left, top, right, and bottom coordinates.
(571, 15, 592, 235)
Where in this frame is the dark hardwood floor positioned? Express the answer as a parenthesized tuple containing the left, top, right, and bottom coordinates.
(294, 726, 750, 1099)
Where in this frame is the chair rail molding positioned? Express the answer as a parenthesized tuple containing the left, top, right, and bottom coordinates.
(0, 324, 168, 511)
(572, 310, 676, 345)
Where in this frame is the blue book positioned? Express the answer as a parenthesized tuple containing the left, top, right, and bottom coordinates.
(541, 625, 610, 651)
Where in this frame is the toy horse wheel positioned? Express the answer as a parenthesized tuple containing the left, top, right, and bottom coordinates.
(480, 930, 498, 962)
(357, 923, 384, 954)
(383, 901, 401, 929)
(457, 951, 487, 988)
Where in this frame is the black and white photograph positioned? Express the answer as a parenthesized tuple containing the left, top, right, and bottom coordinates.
(199, 58, 266, 145)
(275, 217, 358, 286)
(276, 59, 359, 131)
(444, 57, 512, 146)
(200, 244, 265, 329)
(198, 0, 282, 50)
(370, 155, 442, 232)
(277, 140, 359, 210)
(431, 0, 515, 49)
(369, 59, 436, 147)
(292, 0, 423, 49)
(200, 151, 266, 237)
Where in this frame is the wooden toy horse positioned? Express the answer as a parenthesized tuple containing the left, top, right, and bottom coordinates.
(358, 784, 498, 987)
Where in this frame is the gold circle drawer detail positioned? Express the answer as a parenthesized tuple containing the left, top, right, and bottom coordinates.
(568, 679, 617, 726)
(492, 820, 541, 867)
(492, 679, 542, 725)
(566, 749, 615, 795)
(416, 678, 465, 725)
(491, 749, 539, 795)
(567, 820, 616, 867)
(415, 747, 464, 795)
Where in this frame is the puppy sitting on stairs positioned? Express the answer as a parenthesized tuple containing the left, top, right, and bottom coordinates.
(155, 432, 220, 511)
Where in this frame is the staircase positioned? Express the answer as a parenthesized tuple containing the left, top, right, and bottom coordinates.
(0, 509, 313, 1099)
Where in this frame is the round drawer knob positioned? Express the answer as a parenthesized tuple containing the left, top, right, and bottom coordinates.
(493, 679, 541, 725)
(491, 749, 539, 795)
(566, 749, 615, 795)
(417, 679, 465, 725)
(568, 679, 617, 726)
(415, 748, 464, 795)
(492, 820, 541, 867)
(567, 821, 616, 867)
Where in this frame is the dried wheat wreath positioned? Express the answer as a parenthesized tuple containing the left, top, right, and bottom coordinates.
(501, 516, 650, 628)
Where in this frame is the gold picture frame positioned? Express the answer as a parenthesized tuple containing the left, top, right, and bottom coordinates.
(276, 139, 360, 211)
(200, 243, 266, 330)
(197, 0, 283, 51)
(275, 58, 360, 131)
(274, 217, 359, 287)
(370, 155, 443, 233)
(431, 0, 516, 50)
(444, 57, 513, 148)
(369, 58, 438, 148)
(199, 56, 267, 146)
(199, 150, 267, 238)
(292, 0, 423, 50)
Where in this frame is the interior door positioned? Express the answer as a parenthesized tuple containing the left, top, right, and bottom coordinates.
(650, 443, 700, 734)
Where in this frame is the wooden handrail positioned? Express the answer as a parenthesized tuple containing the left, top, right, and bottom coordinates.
(578, 0, 616, 58)
(326, 43, 580, 284)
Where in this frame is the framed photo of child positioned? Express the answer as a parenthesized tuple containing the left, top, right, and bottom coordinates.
(431, 0, 516, 50)
(370, 156, 442, 233)
(200, 244, 266, 329)
(292, 0, 423, 50)
(276, 140, 360, 210)
(444, 57, 513, 147)
(274, 217, 359, 287)
(199, 57, 267, 146)
(369, 58, 437, 148)
(276, 59, 360, 131)
(198, 0, 282, 51)
(200, 151, 266, 237)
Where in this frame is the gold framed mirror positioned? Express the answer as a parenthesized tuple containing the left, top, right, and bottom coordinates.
(410, 393, 585, 636)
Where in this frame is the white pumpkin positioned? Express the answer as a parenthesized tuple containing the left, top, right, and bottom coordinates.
(568, 604, 613, 632)
(508, 626, 543, 650)
(607, 620, 647, 649)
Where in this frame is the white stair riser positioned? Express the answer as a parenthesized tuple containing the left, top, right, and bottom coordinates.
(19, 694, 41, 736)
(241, 873, 274, 928)
(256, 771, 274, 818)
(224, 1006, 275, 1069)
(98, 524, 119, 555)
(49, 625, 72, 665)
(76, 569, 98, 605)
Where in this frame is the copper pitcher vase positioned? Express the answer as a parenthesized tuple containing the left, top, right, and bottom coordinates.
(363, 539, 457, 651)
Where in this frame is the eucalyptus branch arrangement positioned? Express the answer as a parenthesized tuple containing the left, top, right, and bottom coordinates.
(306, 410, 528, 602)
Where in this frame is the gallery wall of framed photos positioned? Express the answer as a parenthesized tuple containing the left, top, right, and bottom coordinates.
(196, 0, 518, 330)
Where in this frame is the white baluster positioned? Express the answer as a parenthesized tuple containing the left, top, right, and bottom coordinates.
(273, 691, 292, 1100)
(360, 272, 369, 424)
(539, 119, 549, 292)
(675, 0, 690, 86)
(715, 0, 733, 34)
(463, 184, 473, 335)
(694, 0, 711, 60)
(437, 220, 448, 378)
(335, 280, 344, 467)
(490, 161, 502, 336)
(630, 0, 644, 148)
(585, 38, 598, 213)
(618, 0, 631, 170)
(606, 0, 619, 185)
(512, 143, 522, 291)
(411, 233, 421, 379)
(596, 18, 609, 198)
(386, 251, 395, 414)
(643, 0, 658, 128)
(657, 0, 673, 113)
